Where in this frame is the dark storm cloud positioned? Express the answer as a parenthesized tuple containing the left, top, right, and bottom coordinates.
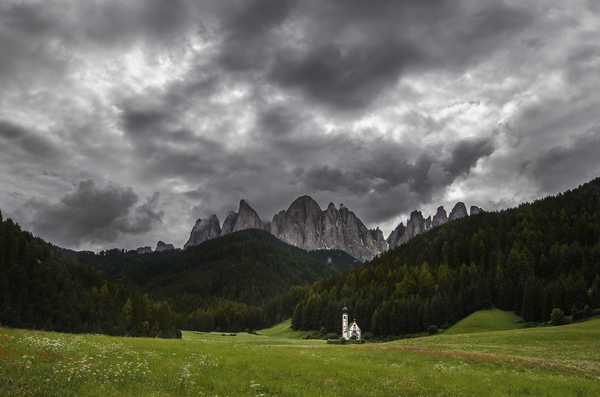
(529, 128, 600, 194)
(26, 180, 163, 247)
(0, 120, 60, 159)
(0, 0, 199, 47)
(257, 105, 304, 137)
(217, 0, 532, 110)
(222, 0, 297, 40)
(216, 0, 297, 71)
(270, 41, 420, 111)
(303, 166, 368, 195)
(300, 136, 495, 223)
(445, 138, 495, 177)
(117, 99, 252, 182)
(1, 0, 599, 249)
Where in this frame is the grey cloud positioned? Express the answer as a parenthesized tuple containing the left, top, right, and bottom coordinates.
(299, 136, 495, 223)
(270, 41, 420, 111)
(0, 120, 60, 159)
(26, 180, 163, 248)
(1, 0, 599, 249)
(303, 166, 369, 195)
(216, 0, 297, 71)
(221, 0, 297, 40)
(257, 105, 304, 137)
(217, 0, 532, 110)
(445, 138, 495, 177)
(1, 0, 199, 48)
(529, 129, 600, 193)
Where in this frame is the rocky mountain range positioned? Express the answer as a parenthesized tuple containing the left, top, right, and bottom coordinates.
(184, 196, 483, 261)
(185, 196, 386, 260)
(135, 240, 176, 254)
(387, 203, 483, 249)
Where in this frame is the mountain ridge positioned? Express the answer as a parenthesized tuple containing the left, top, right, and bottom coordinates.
(185, 196, 483, 260)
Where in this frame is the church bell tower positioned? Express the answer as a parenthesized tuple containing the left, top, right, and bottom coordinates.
(342, 306, 349, 339)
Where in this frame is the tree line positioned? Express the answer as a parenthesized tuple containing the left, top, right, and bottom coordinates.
(0, 211, 180, 337)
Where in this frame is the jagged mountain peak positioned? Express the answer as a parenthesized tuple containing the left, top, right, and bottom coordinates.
(184, 215, 221, 248)
(388, 201, 481, 249)
(239, 199, 255, 212)
(433, 206, 448, 227)
(155, 241, 175, 252)
(183, 197, 481, 260)
(287, 195, 322, 215)
(185, 196, 387, 260)
(449, 202, 468, 220)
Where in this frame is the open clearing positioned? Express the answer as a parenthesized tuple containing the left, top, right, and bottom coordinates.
(1, 317, 599, 396)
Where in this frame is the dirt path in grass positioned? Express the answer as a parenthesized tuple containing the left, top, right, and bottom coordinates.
(373, 345, 600, 378)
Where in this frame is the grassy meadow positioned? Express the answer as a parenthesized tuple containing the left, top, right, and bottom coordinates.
(1, 315, 599, 396)
(444, 308, 525, 335)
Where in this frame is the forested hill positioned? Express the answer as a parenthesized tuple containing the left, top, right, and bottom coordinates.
(292, 177, 600, 337)
(73, 229, 362, 331)
(76, 229, 342, 310)
(0, 211, 180, 337)
(1, 218, 359, 335)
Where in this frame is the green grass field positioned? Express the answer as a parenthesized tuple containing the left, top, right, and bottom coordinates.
(444, 308, 525, 335)
(1, 316, 599, 396)
(256, 319, 311, 339)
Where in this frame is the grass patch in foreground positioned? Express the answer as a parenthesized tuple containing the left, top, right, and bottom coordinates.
(1, 318, 599, 396)
(444, 308, 525, 335)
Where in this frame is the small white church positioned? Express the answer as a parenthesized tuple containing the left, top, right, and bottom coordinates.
(341, 306, 361, 341)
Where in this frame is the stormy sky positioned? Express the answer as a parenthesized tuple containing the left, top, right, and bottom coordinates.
(1, 0, 599, 250)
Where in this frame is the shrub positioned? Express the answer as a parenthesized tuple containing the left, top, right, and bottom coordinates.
(427, 325, 438, 335)
(550, 308, 565, 325)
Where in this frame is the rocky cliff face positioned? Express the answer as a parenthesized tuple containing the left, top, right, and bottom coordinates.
(387, 202, 482, 249)
(155, 241, 175, 252)
(221, 200, 267, 235)
(387, 210, 427, 248)
(270, 196, 323, 249)
(387, 222, 406, 248)
(449, 202, 468, 221)
(184, 196, 481, 259)
(136, 246, 152, 254)
(270, 196, 387, 260)
(184, 214, 222, 248)
(184, 196, 387, 260)
(432, 206, 448, 227)
(470, 206, 483, 216)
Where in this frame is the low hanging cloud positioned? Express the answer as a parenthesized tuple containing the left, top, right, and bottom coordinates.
(25, 180, 163, 248)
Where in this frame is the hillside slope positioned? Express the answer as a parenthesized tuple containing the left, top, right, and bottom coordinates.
(291, 177, 600, 336)
(444, 309, 524, 335)
(77, 229, 339, 307)
(0, 212, 179, 337)
(75, 229, 361, 331)
(308, 249, 362, 272)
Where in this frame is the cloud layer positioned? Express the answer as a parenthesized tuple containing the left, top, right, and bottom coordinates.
(0, 0, 599, 250)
